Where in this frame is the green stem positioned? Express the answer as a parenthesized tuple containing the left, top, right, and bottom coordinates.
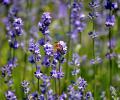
(65, 0, 72, 90)
(23, 52, 27, 80)
(92, 7, 96, 99)
(38, 79, 39, 92)
(54, 79, 57, 94)
(58, 62, 61, 95)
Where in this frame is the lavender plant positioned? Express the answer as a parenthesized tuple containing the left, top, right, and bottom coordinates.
(0, 0, 120, 99)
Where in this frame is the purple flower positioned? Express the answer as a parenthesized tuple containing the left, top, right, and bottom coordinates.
(59, 93, 67, 100)
(106, 52, 116, 59)
(9, 40, 19, 49)
(21, 80, 30, 94)
(28, 92, 38, 100)
(42, 55, 51, 67)
(70, 53, 80, 66)
(107, 38, 116, 49)
(34, 70, 43, 79)
(41, 12, 52, 26)
(5, 90, 17, 100)
(38, 94, 45, 100)
(104, 0, 118, 10)
(44, 42, 53, 56)
(85, 91, 93, 100)
(13, 18, 23, 28)
(89, 0, 100, 8)
(88, 31, 98, 39)
(28, 38, 35, 52)
(57, 70, 64, 79)
(1, 58, 17, 77)
(28, 39, 41, 58)
(3, 0, 11, 5)
(76, 77, 87, 91)
(28, 55, 35, 63)
(105, 15, 115, 27)
(71, 69, 80, 76)
(38, 12, 52, 35)
(38, 38, 45, 46)
(50, 69, 57, 78)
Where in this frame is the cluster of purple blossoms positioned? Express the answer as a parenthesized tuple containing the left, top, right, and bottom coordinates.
(104, 0, 117, 27)
(50, 41, 67, 79)
(69, 53, 80, 76)
(4, 6, 23, 49)
(28, 38, 41, 64)
(104, 0, 117, 60)
(50, 68, 64, 79)
(38, 12, 52, 35)
(34, 66, 43, 79)
(1, 58, 17, 78)
(105, 15, 115, 27)
(67, 77, 92, 100)
(21, 80, 30, 95)
(88, 0, 100, 39)
(71, 1, 86, 41)
(90, 56, 102, 65)
(43, 42, 53, 56)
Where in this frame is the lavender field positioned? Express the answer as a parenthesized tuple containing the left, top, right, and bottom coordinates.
(0, 0, 120, 100)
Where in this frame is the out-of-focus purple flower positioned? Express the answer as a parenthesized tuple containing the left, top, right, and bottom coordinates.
(58, 1, 67, 18)
(107, 38, 116, 49)
(38, 94, 45, 100)
(90, 57, 102, 65)
(89, 0, 100, 8)
(13, 18, 23, 27)
(41, 12, 52, 26)
(3, 0, 11, 5)
(21, 80, 30, 94)
(90, 59, 96, 65)
(28, 92, 38, 100)
(106, 52, 116, 59)
(28, 55, 35, 64)
(71, 0, 86, 37)
(9, 39, 19, 49)
(105, 15, 115, 27)
(100, 91, 106, 100)
(71, 69, 80, 76)
(38, 38, 45, 46)
(5, 90, 17, 100)
(104, 0, 118, 10)
(76, 77, 87, 91)
(69, 53, 80, 66)
(1, 58, 17, 77)
(88, 31, 98, 39)
(85, 91, 93, 100)
(59, 93, 67, 100)
(30, 53, 39, 62)
(21, 80, 29, 88)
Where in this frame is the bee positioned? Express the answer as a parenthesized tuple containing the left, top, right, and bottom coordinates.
(54, 42, 63, 53)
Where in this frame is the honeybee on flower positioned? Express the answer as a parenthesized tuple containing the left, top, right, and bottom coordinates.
(54, 41, 67, 55)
